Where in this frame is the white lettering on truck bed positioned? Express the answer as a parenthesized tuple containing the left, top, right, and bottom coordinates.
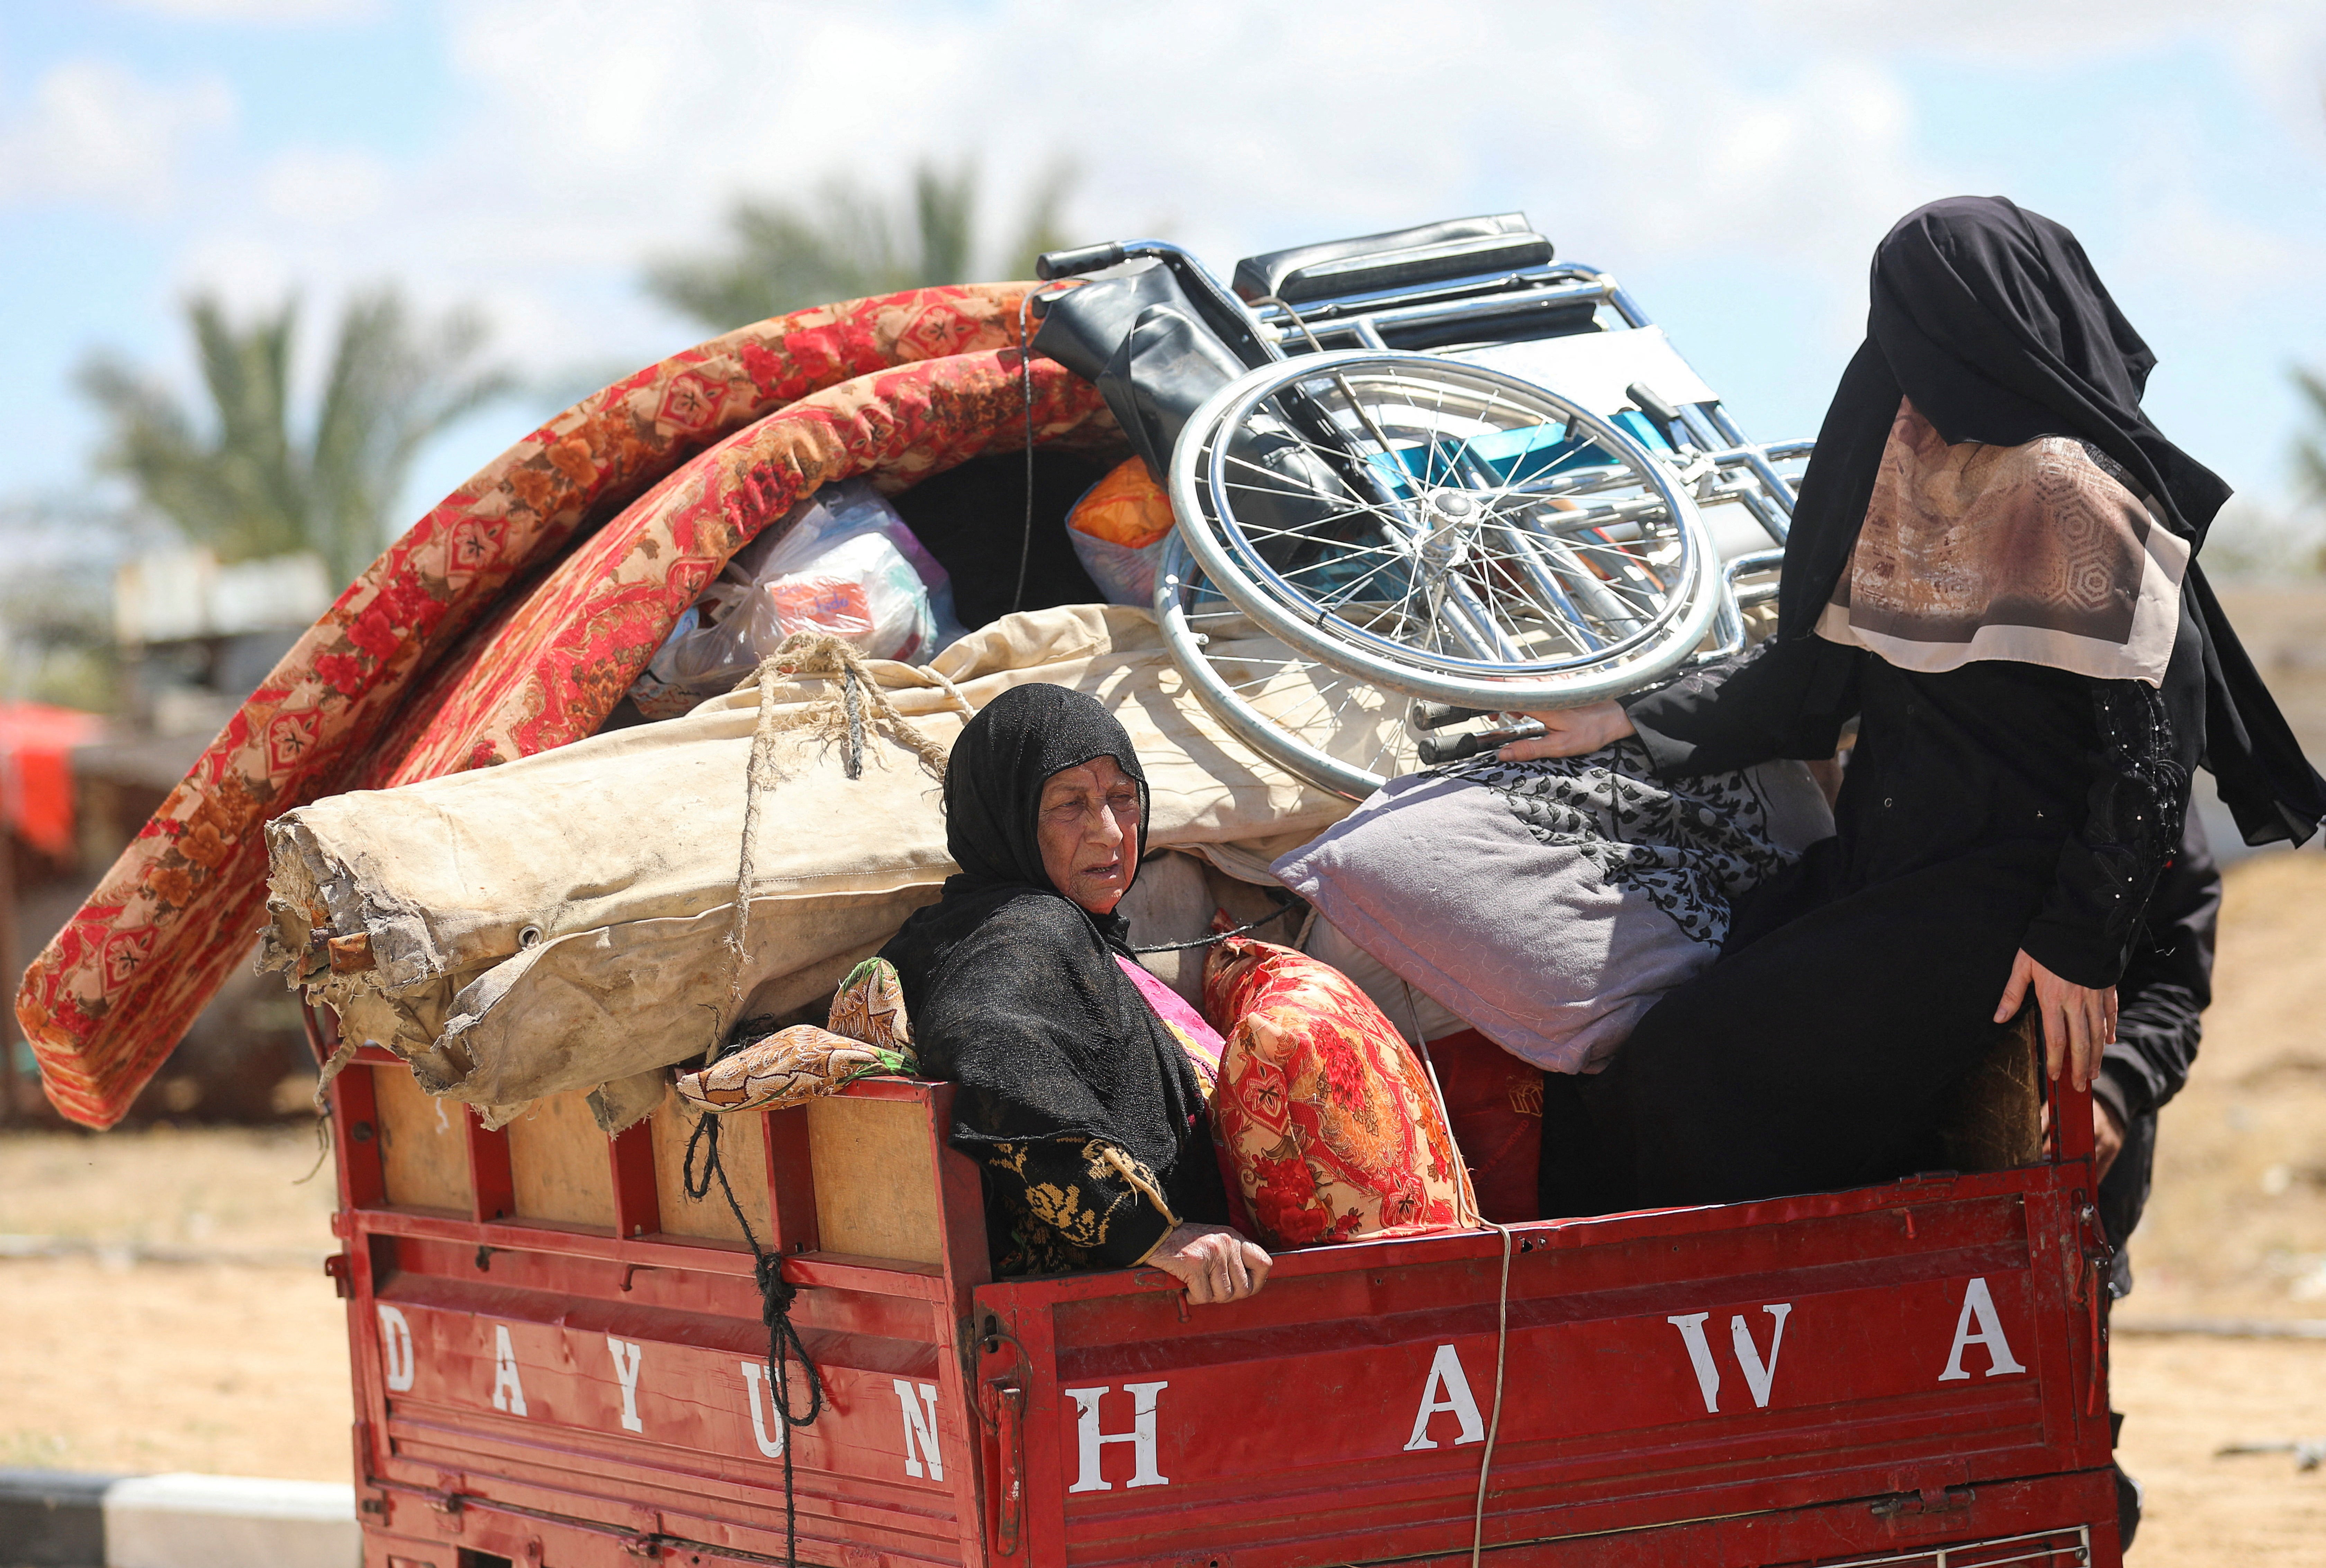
(1065, 1382, 1169, 1492)
(895, 1380, 944, 1480)
(606, 1337, 644, 1433)
(490, 1325, 528, 1417)
(1403, 1343, 1485, 1451)
(1938, 1277, 2028, 1381)
(1668, 1304, 1792, 1413)
(740, 1361, 787, 1457)
(375, 1305, 414, 1393)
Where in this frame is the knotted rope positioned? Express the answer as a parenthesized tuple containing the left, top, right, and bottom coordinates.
(683, 1108, 824, 1565)
(715, 634, 949, 1054)
(684, 632, 945, 1565)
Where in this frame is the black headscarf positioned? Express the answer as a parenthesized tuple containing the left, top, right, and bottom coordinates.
(1780, 195, 2326, 846)
(878, 684, 1226, 1217)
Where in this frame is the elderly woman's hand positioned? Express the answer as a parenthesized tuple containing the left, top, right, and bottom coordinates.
(1144, 1223, 1271, 1305)
(1495, 700, 1635, 762)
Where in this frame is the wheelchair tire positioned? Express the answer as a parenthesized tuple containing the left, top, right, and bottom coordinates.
(1167, 350, 1723, 709)
(1155, 534, 1423, 802)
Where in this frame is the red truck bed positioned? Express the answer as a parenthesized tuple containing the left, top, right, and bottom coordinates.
(321, 1029, 2119, 1568)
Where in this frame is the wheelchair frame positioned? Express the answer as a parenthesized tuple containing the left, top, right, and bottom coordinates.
(1038, 220, 1813, 796)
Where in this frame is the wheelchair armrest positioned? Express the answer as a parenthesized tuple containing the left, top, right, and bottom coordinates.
(1232, 213, 1552, 306)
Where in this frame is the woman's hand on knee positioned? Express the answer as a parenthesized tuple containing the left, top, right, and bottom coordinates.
(1994, 949, 2116, 1090)
(1496, 701, 1635, 762)
(1144, 1223, 1272, 1305)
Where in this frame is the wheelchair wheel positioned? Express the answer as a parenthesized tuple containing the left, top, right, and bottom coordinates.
(1155, 535, 1422, 801)
(1168, 349, 1722, 709)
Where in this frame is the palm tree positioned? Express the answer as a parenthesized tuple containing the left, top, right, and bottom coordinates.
(78, 289, 513, 588)
(647, 161, 1073, 331)
(2296, 367, 2326, 504)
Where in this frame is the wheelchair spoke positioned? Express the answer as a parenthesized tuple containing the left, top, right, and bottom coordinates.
(1167, 350, 1718, 797)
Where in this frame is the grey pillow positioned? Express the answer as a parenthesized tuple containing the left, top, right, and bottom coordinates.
(1271, 745, 1832, 1074)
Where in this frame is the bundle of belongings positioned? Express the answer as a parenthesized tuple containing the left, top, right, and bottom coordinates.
(259, 602, 1366, 1133)
(257, 478, 1832, 1260)
(250, 237, 1851, 1270)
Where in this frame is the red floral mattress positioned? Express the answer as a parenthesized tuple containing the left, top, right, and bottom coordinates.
(15, 285, 1118, 1128)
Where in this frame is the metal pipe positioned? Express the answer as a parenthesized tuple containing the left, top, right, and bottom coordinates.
(1688, 550, 1787, 665)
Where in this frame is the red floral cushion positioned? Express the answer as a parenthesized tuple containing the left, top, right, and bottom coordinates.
(1201, 935, 1470, 1249)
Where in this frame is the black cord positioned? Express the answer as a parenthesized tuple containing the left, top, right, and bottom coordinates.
(684, 1109, 824, 1566)
(1130, 894, 1302, 954)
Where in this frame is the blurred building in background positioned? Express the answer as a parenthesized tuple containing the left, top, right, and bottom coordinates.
(1, 546, 332, 1127)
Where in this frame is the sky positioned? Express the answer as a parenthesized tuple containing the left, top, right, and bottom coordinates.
(4, 0, 2326, 558)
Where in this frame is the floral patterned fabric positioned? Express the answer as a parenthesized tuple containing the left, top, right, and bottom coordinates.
(13, 285, 1105, 1129)
(671, 955, 923, 1116)
(826, 956, 913, 1054)
(981, 1136, 1179, 1277)
(673, 1023, 914, 1115)
(368, 350, 1112, 784)
(1202, 935, 1470, 1249)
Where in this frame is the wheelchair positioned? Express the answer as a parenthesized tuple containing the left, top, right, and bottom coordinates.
(1035, 214, 1810, 799)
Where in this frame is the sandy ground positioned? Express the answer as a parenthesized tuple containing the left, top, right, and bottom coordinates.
(0, 1126, 348, 1479)
(3, 856, 2325, 1560)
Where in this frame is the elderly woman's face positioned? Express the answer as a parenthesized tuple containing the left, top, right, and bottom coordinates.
(1037, 755, 1141, 914)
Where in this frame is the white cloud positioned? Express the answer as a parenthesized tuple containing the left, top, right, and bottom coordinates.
(40, 0, 2326, 515)
(0, 58, 235, 215)
(260, 146, 391, 227)
(106, 0, 382, 21)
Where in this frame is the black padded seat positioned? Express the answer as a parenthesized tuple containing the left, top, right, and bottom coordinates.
(1231, 213, 1554, 306)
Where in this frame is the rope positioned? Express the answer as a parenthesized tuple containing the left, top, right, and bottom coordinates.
(1128, 894, 1303, 954)
(684, 1109, 823, 1567)
(728, 634, 952, 784)
(917, 662, 976, 718)
(1403, 985, 1508, 1568)
(692, 633, 946, 1563)
(1013, 294, 1037, 615)
(293, 1033, 363, 1186)
(1470, 1221, 1514, 1568)
(713, 637, 949, 1058)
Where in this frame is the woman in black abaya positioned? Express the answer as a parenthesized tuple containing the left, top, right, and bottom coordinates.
(878, 682, 1270, 1301)
(1517, 196, 2326, 1212)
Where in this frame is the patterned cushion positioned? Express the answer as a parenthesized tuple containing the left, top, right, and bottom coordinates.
(673, 957, 918, 1114)
(1273, 751, 1831, 1074)
(1201, 935, 1469, 1249)
(674, 1025, 901, 1113)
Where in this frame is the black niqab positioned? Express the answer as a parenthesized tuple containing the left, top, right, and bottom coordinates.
(1779, 195, 2325, 846)
(878, 685, 1225, 1220)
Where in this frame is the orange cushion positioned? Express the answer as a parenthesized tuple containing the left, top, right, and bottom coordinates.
(1202, 935, 1470, 1248)
(1066, 456, 1176, 549)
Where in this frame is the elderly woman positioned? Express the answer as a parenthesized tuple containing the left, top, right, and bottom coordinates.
(878, 682, 1271, 1303)
(1513, 196, 2326, 1211)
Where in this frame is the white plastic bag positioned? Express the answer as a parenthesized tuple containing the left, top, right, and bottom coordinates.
(631, 480, 964, 717)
